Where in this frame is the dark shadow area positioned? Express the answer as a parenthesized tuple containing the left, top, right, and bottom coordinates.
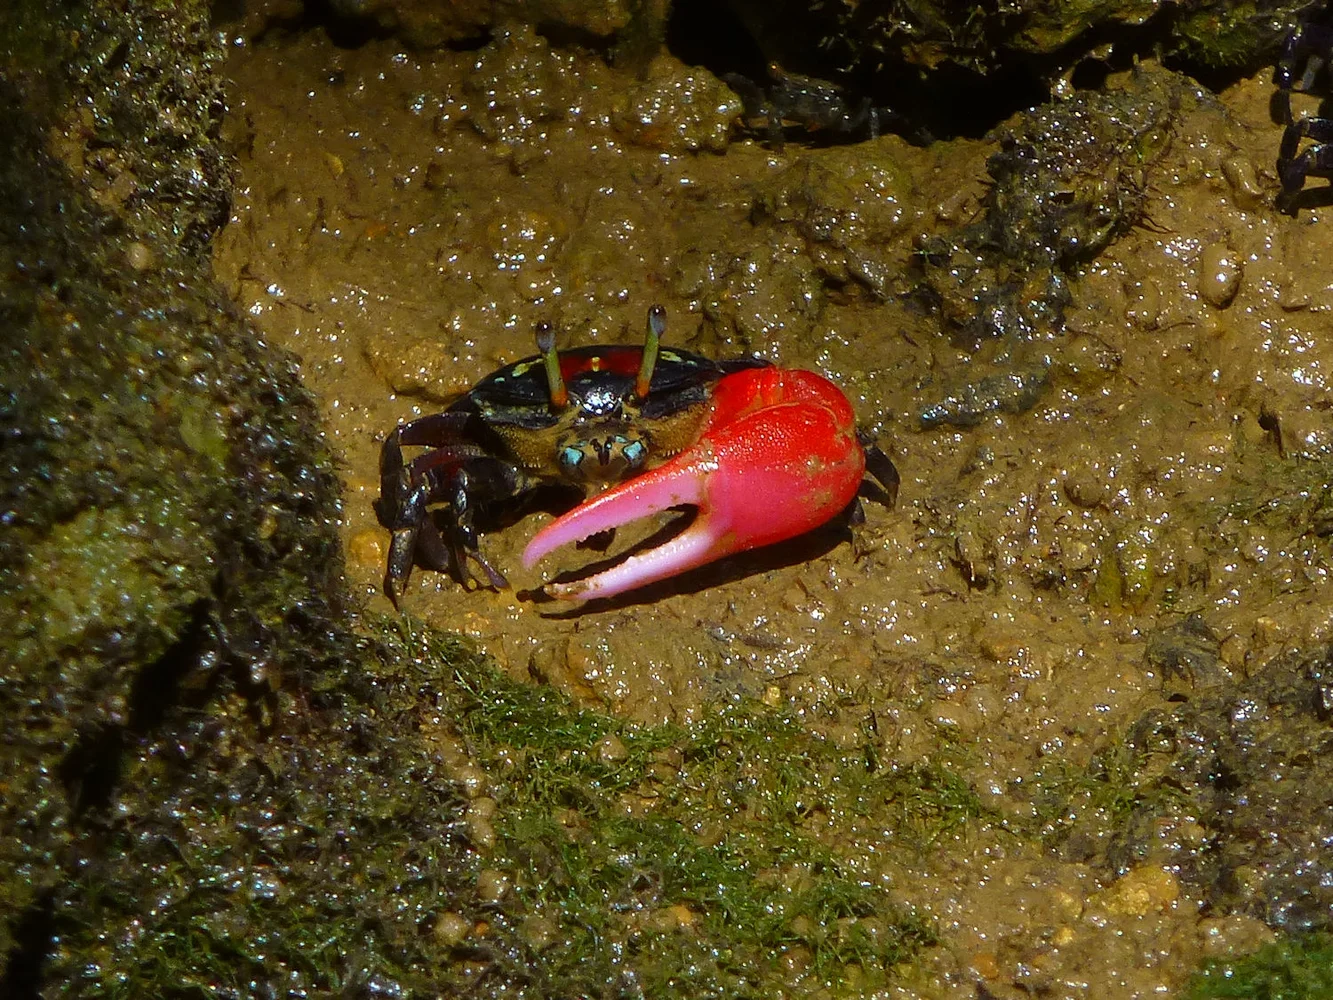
(215, 0, 493, 51)
(668, 0, 1292, 142)
(0, 892, 53, 1000)
(537, 20, 618, 58)
(56, 600, 214, 821)
(57, 725, 125, 818)
(667, 0, 768, 89)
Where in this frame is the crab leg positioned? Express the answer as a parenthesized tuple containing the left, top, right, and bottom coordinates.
(522, 367, 867, 601)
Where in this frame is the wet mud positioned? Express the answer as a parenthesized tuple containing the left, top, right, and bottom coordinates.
(213, 21, 1333, 998)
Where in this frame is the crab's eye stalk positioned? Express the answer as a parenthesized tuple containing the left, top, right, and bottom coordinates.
(536, 321, 569, 410)
(635, 304, 666, 400)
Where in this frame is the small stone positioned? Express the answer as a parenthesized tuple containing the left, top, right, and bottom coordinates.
(979, 633, 1027, 664)
(519, 914, 561, 951)
(1276, 269, 1310, 311)
(125, 241, 153, 271)
(466, 816, 493, 853)
(1198, 243, 1242, 309)
(1063, 461, 1108, 509)
(1221, 156, 1263, 209)
(433, 911, 471, 946)
(466, 796, 497, 819)
(1100, 866, 1179, 916)
(475, 868, 510, 904)
(362, 330, 478, 403)
(451, 764, 490, 799)
(644, 903, 697, 932)
(1062, 539, 1094, 572)
(465, 817, 495, 851)
(1197, 914, 1276, 957)
(465, 798, 498, 850)
(597, 734, 628, 764)
(778, 943, 814, 974)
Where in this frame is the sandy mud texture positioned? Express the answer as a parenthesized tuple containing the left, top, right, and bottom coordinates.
(5, 0, 1333, 997)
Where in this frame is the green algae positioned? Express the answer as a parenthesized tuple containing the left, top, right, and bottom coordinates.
(439, 621, 957, 993)
(22, 504, 202, 653)
(1184, 933, 1333, 1000)
(38, 616, 957, 997)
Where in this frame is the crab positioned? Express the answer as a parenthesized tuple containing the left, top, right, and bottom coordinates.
(1274, 6, 1333, 208)
(377, 305, 898, 605)
(723, 62, 895, 148)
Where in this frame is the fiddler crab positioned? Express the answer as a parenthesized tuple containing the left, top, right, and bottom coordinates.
(377, 305, 898, 605)
(724, 62, 896, 148)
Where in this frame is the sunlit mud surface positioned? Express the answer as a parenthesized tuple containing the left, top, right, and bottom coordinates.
(214, 23, 1333, 998)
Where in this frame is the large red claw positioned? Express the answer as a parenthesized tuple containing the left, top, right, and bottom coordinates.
(522, 368, 866, 602)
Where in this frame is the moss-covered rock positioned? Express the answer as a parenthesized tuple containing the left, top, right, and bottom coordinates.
(1109, 645, 1333, 933)
(912, 64, 1188, 427)
(0, 0, 343, 967)
(36, 620, 951, 996)
(725, 0, 1309, 82)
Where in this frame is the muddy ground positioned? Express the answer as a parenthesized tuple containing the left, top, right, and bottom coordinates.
(212, 21, 1333, 998)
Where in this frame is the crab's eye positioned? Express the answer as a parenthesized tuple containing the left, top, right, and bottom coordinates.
(622, 439, 646, 468)
(559, 446, 585, 472)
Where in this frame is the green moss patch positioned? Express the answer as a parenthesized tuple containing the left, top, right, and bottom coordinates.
(1184, 933, 1333, 1000)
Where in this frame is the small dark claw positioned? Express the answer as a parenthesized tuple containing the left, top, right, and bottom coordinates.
(417, 518, 454, 574)
(466, 549, 510, 590)
(722, 71, 767, 117)
(384, 527, 417, 608)
(1278, 117, 1333, 204)
(380, 428, 430, 606)
(1272, 13, 1333, 209)
(858, 430, 900, 508)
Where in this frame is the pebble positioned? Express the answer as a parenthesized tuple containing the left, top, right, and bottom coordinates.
(644, 903, 697, 933)
(451, 763, 490, 799)
(1197, 913, 1276, 957)
(1276, 267, 1310, 311)
(1100, 866, 1179, 916)
(464, 797, 498, 850)
(519, 914, 561, 951)
(362, 330, 476, 402)
(125, 241, 153, 271)
(433, 911, 471, 946)
(475, 868, 510, 904)
(1221, 156, 1263, 209)
(597, 734, 628, 763)
(1063, 460, 1109, 509)
(1198, 243, 1242, 308)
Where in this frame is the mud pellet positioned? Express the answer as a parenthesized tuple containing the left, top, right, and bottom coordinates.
(1198, 243, 1242, 309)
(433, 912, 471, 946)
(1221, 156, 1263, 209)
(475, 868, 510, 903)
